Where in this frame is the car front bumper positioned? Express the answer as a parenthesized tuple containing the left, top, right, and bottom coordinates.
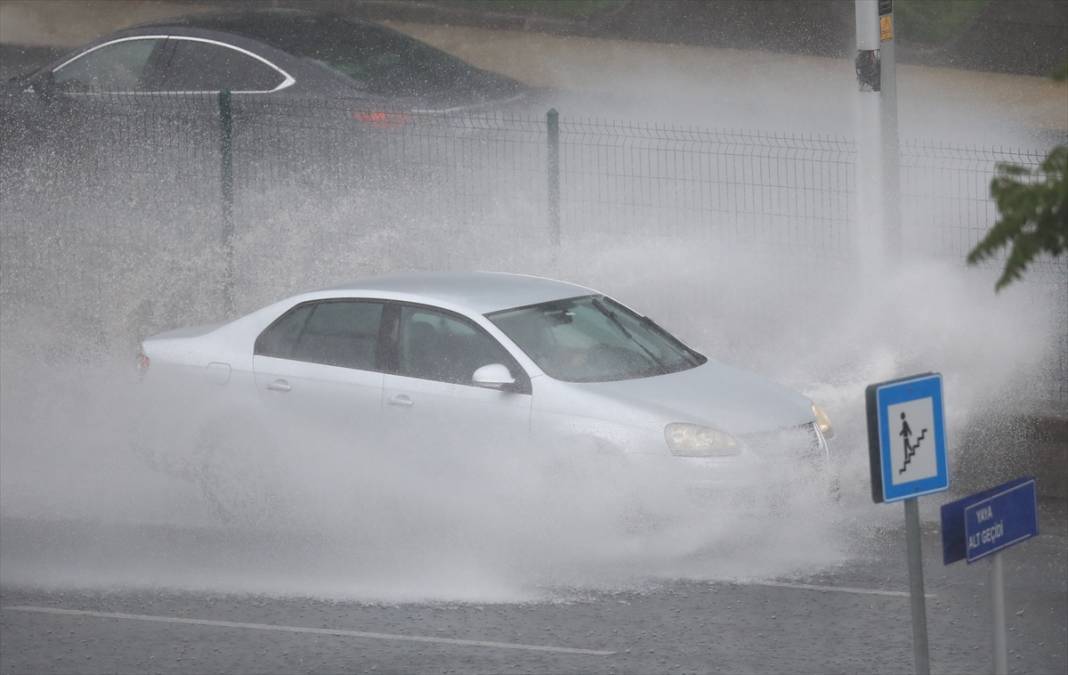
(628, 422, 836, 503)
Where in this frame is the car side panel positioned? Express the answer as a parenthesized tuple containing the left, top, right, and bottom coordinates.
(381, 372, 532, 453)
(251, 356, 385, 452)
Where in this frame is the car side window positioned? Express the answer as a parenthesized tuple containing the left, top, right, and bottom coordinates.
(290, 301, 384, 370)
(160, 39, 285, 92)
(255, 300, 383, 370)
(52, 38, 165, 91)
(255, 303, 314, 359)
(398, 306, 515, 385)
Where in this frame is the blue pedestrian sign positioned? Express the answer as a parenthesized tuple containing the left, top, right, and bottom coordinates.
(865, 373, 949, 503)
(941, 477, 1039, 565)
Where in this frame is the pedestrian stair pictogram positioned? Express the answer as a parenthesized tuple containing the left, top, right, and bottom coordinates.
(898, 412, 928, 474)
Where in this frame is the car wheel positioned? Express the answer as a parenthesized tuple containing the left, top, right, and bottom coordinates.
(193, 417, 285, 528)
(566, 437, 667, 536)
(127, 399, 202, 484)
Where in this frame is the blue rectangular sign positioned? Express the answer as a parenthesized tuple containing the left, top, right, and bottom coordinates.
(941, 477, 1039, 565)
(865, 373, 949, 503)
(965, 478, 1038, 563)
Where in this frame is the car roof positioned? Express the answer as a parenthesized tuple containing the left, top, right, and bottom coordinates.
(320, 272, 597, 315)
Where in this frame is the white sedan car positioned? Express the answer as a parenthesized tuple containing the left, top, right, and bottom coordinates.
(138, 272, 834, 517)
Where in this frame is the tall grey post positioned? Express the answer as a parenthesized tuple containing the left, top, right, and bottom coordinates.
(218, 89, 235, 318)
(546, 108, 561, 267)
(855, 0, 901, 260)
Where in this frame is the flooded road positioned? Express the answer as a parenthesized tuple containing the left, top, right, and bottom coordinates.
(2, 506, 1066, 674)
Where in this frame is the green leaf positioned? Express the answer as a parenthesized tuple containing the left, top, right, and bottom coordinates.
(967, 146, 1068, 291)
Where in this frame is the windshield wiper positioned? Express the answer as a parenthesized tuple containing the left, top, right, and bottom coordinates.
(637, 315, 702, 366)
(590, 298, 668, 374)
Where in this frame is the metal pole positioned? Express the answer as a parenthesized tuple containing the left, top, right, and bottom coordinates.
(878, 2, 901, 258)
(546, 108, 561, 263)
(904, 497, 931, 675)
(854, 1, 880, 59)
(854, 0, 883, 269)
(854, 0, 900, 261)
(218, 89, 235, 317)
(990, 552, 1008, 675)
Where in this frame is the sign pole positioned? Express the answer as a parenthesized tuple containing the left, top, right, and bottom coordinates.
(904, 497, 931, 675)
(990, 552, 1008, 675)
(942, 476, 1038, 675)
(866, 372, 948, 675)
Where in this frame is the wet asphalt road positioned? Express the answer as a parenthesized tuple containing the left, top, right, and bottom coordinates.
(2, 506, 1065, 675)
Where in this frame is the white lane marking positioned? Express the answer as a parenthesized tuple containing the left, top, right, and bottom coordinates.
(737, 580, 935, 599)
(3, 606, 614, 656)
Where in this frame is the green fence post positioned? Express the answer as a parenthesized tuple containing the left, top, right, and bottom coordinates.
(218, 89, 235, 317)
(546, 108, 561, 260)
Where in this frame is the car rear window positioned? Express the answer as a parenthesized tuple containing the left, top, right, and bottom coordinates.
(161, 39, 285, 92)
(174, 11, 507, 97)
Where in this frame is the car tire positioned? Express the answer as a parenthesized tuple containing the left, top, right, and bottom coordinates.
(193, 416, 286, 528)
(560, 436, 668, 536)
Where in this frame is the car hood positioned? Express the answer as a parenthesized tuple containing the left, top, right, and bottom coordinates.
(571, 360, 814, 435)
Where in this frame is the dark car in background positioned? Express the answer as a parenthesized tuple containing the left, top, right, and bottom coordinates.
(1, 8, 527, 112)
(0, 7, 533, 178)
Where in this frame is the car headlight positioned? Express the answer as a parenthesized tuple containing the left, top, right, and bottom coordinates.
(664, 423, 740, 457)
(812, 403, 835, 439)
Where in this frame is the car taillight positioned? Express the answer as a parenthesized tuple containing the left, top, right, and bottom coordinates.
(136, 349, 150, 376)
(352, 110, 410, 129)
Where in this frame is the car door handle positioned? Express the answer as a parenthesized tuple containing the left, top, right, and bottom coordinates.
(266, 379, 292, 393)
(388, 394, 414, 408)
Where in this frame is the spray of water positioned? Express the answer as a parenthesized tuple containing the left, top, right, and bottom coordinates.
(1, 20, 1063, 602)
(1, 226, 1057, 602)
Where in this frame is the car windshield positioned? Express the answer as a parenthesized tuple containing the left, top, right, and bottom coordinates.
(487, 296, 706, 383)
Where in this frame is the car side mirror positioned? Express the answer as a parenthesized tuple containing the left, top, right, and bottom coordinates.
(472, 363, 516, 391)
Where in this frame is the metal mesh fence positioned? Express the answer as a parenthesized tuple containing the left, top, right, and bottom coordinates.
(901, 141, 1049, 261)
(226, 98, 552, 310)
(558, 119, 856, 258)
(0, 93, 225, 358)
(901, 140, 1067, 406)
(1, 92, 1064, 404)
